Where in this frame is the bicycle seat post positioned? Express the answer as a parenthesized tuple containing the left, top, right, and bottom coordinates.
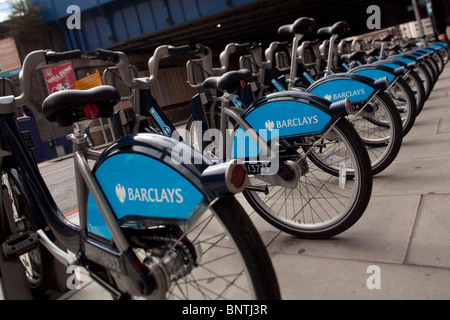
(67, 121, 92, 153)
(218, 92, 232, 161)
(288, 34, 302, 89)
(325, 34, 339, 76)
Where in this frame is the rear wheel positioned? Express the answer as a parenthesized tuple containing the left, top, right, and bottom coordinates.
(403, 69, 426, 115)
(385, 77, 416, 137)
(347, 90, 403, 176)
(128, 197, 281, 300)
(243, 117, 373, 239)
(415, 64, 433, 99)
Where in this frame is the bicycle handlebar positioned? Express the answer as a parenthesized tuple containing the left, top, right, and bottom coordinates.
(167, 44, 192, 55)
(194, 44, 210, 56)
(45, 50, 82, 64)
(94, 48, 120, 63)
(14, 50, 82, 106)
(95, 44, 212, 90)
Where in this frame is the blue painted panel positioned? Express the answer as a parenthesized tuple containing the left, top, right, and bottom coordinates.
(36, 0, 116, 21)
(80, 11, 102, 50)
(136, 1, 157, 34)
(197, 0, 230, 16)
(167, 0, 186, 25)
(150, 0, 172, 30)
(34, 0, 262, 52)
(122, 3, 143, 38)
(109, 7, 128, 42)
(93, 12, 116, 46)
(176, 0, 201, 22)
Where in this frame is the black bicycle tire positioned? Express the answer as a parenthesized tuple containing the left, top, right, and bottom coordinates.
(415, 64, 433, 99)
(403, 69, 426, 115)
(211, 197, 281, 299)
(387, 77, 417, 137)
(421, 60, 437, 88)
(350, 90, 403, 175)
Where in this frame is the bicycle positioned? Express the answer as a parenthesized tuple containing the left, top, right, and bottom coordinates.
(0, 49, 281, 300)
(93, 46, 373, 240)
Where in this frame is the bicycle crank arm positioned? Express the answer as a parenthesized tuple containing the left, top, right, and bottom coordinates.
(37, 229, 79, 267)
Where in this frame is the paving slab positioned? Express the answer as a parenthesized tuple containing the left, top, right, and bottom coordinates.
(272, 254, 450, 300)
(267, 195, 420, 264)
(407, 193, 450, 268)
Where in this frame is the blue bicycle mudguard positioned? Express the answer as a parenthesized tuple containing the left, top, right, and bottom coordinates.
(430, 42, 448, 51)
(231, 91, 335, 158)
(372, 59, 416, 72)
(347, 64, 400, 84)
(86, 133, 219, 240)
(306, 73, 380, 104)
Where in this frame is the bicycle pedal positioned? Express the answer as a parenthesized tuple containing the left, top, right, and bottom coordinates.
(2, 232, 39, 258)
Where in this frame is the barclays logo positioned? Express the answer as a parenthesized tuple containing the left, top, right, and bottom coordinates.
(115, 184, 126, 203)
(324, 88, 366, 101)
(265, 120, 275, 131)
(115, 184, 183, 204)
(268, 115, 319, 130)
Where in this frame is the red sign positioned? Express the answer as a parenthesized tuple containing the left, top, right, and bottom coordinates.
(43, 62, 76, 94)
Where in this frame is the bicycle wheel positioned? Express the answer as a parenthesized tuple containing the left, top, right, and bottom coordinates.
(421, 60, 437, 89)
(438, 47, 449, 65)
(386, 77, 416, 137)
(431, 51, 445, 75)
(425, 54, 440, 80)
(402, 69, 426, 115)
(127, 197, 281, 300)
(415, 64, 433, 99)
(347, 90, 403, 176)
(243, 117, 373, 239)
(0, 172, 57, 299)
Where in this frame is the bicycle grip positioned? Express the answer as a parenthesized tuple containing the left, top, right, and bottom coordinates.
(45, 50, 82, 63)
(235, 43, 252, 50)
(195, 44, 209, 55)
(93, 48, 120, 63)
(168, 45, 192, 55)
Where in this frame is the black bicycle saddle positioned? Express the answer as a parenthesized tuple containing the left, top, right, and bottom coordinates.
(278, 17, 317, 37)
(340, 51, 365, 62)
(317, 21, 350, 39)
(203, 69, 253, 92)
(42, 85, 120, 127)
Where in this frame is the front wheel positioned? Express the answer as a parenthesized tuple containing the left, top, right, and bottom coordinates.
(243, 117, 373, 239)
